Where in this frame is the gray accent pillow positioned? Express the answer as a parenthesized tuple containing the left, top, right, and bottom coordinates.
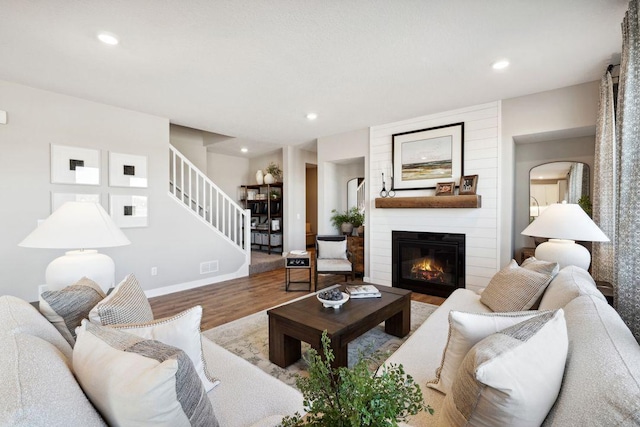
(480, 259, 554, 311)
(89, 274, 153, 325)
(539, 265, 606, 310)
(74, 320, 219, 427)
(39, 277, 106, 346)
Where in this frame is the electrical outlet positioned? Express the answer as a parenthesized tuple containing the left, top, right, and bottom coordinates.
(0, 110, 6, 125)
(151, 267, 157, 276)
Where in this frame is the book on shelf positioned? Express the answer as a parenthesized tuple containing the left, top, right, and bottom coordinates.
(346, 285, 381, 298)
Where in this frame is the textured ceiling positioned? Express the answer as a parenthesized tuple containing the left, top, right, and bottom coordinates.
(0, 1, 627, 156)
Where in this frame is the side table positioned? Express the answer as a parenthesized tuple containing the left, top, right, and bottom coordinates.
(595, 280, 614, 306)
(285, 252, 312, 292)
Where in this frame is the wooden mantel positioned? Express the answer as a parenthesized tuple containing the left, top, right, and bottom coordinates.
(375, 195, 481, 209)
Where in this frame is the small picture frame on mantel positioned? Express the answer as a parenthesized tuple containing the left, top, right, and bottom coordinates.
(435, 181, 455, 196)
(459, 175, 478, 195)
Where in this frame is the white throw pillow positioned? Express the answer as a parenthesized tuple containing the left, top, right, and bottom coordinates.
(480, 259, 554, 311)
(110, 305, 219, 392)
(39, 277, 106, 346)
(427, 310, 545, 395)
(74, 320, 219, 427)
(89, 274, 154, 325)
(317, 239, 347, 259)
(439, 310, 568, 427)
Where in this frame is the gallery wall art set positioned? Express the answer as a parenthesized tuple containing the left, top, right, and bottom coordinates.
(49, 144, 148, 228)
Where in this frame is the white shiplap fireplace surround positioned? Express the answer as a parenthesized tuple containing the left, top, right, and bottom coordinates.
(368, 101, 501, 293)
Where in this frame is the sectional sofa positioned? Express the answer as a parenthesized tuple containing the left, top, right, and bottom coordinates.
(2, 263, 639, 426)
(388, 264, 640, 426)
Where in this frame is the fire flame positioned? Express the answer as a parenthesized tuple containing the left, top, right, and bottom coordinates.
(411, 257, 444, 274)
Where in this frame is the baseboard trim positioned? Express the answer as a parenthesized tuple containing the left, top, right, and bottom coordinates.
(144, 270, 244, 298)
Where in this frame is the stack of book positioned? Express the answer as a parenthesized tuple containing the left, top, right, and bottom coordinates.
(346, 285, 381, 298)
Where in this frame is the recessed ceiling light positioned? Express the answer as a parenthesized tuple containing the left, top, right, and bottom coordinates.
(97, 32, 119, 46)
(306, 113, 318, 120)
(492, 59, 510, 70)
(241, 147, 248, 153)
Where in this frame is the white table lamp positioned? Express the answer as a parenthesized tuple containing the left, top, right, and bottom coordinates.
(19, 201, 130, 292)
(521, 201, 609, 270)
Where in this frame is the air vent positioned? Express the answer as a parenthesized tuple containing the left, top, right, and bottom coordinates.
(200, 260, 219, 274)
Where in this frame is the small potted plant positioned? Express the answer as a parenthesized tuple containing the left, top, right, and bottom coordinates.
(330, 209, 353, 235)
(264, 162, 282, 184)
(348, 207, 365, 236)
(280, 331, 432, 426)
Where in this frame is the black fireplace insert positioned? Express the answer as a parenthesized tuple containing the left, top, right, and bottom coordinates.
(392, 231, 465, 298)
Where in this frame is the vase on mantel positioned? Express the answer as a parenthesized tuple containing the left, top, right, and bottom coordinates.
(264, 173, 275, 184)
(256, 170, 264, 185)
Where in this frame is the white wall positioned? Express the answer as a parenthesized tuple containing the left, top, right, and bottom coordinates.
(369, 102, 501, 292)
(169, 125, 208, 172)
(283, 146, 317, 251)
(206, 152, 251, 202)
(249, 150, 283, 181)
(0, 80, 245, 301)
(501, 81, 599, 266)
(317, 128, 369, 235)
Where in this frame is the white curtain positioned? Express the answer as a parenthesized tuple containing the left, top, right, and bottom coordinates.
(594, 0, 640, 341)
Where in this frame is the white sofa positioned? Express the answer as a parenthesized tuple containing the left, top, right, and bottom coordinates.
(0, 295, 304, 427)
(387, 265, 640, 426)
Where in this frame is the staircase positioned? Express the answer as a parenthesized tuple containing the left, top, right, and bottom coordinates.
(169, 145, 251, 273)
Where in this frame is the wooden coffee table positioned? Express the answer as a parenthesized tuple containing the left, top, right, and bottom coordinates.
(267, 284, 411, 368)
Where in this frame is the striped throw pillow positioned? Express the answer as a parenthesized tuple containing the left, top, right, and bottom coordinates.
(111, 306, 219, 392)
(89, 274, 153, 325)
(480, 260, 554, 311)
(439, 310, 568, 426)
(74, 321, 218, 427)
(39, 277, 105, 346)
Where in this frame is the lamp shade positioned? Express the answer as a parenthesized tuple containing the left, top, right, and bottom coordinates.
(521, 202, 609, 242)
(19, 202, 130, 249)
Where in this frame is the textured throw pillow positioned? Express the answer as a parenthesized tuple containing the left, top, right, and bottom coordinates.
(89, 274, 153, 325)
(317, 239, 348, 259)
(427, 310, 545, 395)
(480, 259, 554, 311)
(39, 277, 106, 346)
(439, 310, 568, 427)
(111, 306, 219, 392)
(521, 256, 560, 276)
(74, 320, 219, 427)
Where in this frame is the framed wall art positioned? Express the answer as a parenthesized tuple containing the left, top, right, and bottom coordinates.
(51, 192, 101, 212)
(392, 122, 464, 190)
(109, 152, 148, 188)
(50, 144, 101, 185)
(110, 194, 148, 228)
(435, 181, 455, 196)
(459, 174, 478, 195)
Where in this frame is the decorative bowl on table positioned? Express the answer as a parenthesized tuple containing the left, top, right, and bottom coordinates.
(317, 288, 350, 309)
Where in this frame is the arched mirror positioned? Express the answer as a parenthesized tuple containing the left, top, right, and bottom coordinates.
(347, 177, 365, 212)
(529, 162, 590, 222)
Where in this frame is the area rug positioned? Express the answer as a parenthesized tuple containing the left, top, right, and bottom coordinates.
(203, 300, 437, 388)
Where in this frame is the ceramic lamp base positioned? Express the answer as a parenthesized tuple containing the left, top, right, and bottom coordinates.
(45, 249, 115, 292)
(534, 239, 590, 271)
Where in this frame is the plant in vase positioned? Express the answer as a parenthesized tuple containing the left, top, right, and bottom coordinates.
(280, 331, 432, 427)
(264, 162, 283, 183)
(348, 207, 365, 236)
(330, 209, 353, 235)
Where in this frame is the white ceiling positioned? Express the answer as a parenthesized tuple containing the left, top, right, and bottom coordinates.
(0, 1, 627, 157)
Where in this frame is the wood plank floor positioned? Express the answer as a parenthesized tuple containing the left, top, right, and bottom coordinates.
(149, 266, 446, 331)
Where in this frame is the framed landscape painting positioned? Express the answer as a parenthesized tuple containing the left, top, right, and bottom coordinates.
(392, 122, 464, 190)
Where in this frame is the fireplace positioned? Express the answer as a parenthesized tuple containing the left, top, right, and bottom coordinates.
(392, 231, 465, 298)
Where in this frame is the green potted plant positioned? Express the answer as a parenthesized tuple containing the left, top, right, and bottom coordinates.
(280, 331, 432, 426)
(264, 162, 283, 183)
(330, 209, 353, 235)
(348, 207, 365, 236)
